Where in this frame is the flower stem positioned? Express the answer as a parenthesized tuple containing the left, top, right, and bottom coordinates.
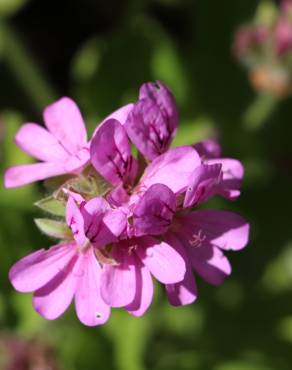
(243, 93, 279, 131)
(0, 21, 57, 111)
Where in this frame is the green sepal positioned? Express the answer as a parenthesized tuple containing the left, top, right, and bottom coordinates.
(34, 196, 66, 217)
(34, 218, 72, 240)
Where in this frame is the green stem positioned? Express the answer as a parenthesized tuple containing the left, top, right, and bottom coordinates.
(0, 21, 57, 111)
(243, 93, 279, 131)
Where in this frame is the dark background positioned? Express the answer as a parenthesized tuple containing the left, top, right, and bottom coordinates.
(1, 1, 292, 369)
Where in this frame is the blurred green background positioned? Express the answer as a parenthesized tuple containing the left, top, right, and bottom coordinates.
(1, 0, 292, 369)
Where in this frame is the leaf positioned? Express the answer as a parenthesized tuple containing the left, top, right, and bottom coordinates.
(34, 218, 72, 240)
(34, 195, 66, 217)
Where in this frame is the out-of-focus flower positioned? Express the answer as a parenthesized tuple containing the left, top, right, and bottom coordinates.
(275, 17, 292, 55)
(233, 25, 268, 60)
(233, 0, 292, 97)
(0, 335, 59, 370)
(281, 0, 292, 13)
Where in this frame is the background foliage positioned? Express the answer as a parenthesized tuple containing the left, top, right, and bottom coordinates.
(0, 0, 292, 369)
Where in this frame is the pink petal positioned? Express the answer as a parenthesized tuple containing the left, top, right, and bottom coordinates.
(133, 184, 176, 237)
(164, 234, 198, 306)
(183, 164, 222, 208)
(4, 162, 69, 188)
(9, 243, 77, 292)
(81, 197, 126, 247)
(136, 237, 186, 284)
(193, 139, 222, 159)
(33, 254, 80, 320)
(90, 119, 138, 186)
(44, 97, 87, 155)
(100, 248, 136, 307)
(126, 256, 154, 317)
(189, 244, 231, 286)
(166, 265, 198, 306)
(139, 81, 178, 135)
(183, 210, 250, 251)
(125, 100, 176, 161)
(15, 123, 68, 161)
(207, 158, 244, 200)
(125, 81, 178, 161)
(140, 146, 201, 194)
(66, 197, 86, 246)
(102, 209, 127, 239)
(62, 147, 90, 172)
(75, 249, 110, 326)
(101, 103, 134, 126)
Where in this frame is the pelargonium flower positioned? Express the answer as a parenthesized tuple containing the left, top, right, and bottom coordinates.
(9, 195, 186, 325)
(89, 116, 249, 307)
(126, 161, 249, 306)
(9, 196, 126, 326)
(4, 97, 133, 188)
(6, 80, 250, 326)
(233, 3, 292, 97)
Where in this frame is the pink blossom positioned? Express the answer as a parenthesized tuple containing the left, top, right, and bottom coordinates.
(233, 25, 268, 59)
(168, 162, 248, 305)
(9, 196, 126, 326)
(6, 81, 250, 324)
(126, 160, 249, 306)
(100, 236, 186, 316)
(281, 0, 292, 13)
(4, 98, 133, 188)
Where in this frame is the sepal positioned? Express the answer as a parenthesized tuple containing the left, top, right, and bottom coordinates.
(34, 218, 72, 240)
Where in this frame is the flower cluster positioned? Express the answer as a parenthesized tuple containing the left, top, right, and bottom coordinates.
(5, 81, 249, 326)
(233, 0, 292, 97)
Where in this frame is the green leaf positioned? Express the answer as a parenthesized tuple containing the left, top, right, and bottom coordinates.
(34, 218, 72, 240)
(34, 196, 66, 217)
(44, 174, 75, 190)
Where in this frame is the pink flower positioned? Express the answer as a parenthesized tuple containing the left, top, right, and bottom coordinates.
(4, 98, 133, 188)
(100, 236, 186, 316)
(6, 81, 250, 325)
(233, 25, 268, 59)
(168, 162, 248, 305)
(9, 193, 186, 322)
(128, 161, 249, 306)
(165, 209, 249, 306)
(9, 196, 126, 326)
(281, 0, 292, 13)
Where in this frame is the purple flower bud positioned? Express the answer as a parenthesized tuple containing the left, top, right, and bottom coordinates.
(125, 81, 178, 161)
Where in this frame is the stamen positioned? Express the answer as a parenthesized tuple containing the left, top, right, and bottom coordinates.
(94, 248, 119, 266)
(189, 230, 206, 248)
(128, 244, 137, 255)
